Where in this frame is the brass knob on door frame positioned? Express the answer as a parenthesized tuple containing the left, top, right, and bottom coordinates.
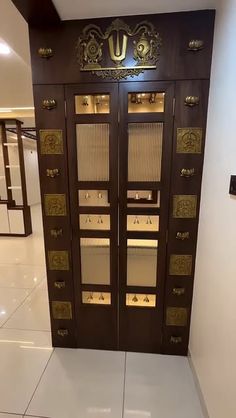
(172, 287, 185, 296)
(180, 168, 195, 178)
(57, 329, 69, 337)
(188, 40, 204, 51)
(184, 96, 199, 107)
(50, 228, 63, 238)
(38, 47, 53, 58)
(176, 231, 190, 241)
(42, 99, 57, 110)
(170, 336, 182, 344)
(46, 168, 60, 178)
(54, 281, 66, 289)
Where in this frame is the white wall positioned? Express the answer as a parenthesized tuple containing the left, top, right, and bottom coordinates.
(189, 1, 236, 417)
(23, 140, 41, 206)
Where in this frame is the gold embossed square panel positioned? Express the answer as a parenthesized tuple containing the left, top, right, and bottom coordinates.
(48, 251, 69, 271)
(173, 195, 197, 218)
(40, 130, 63, 155)
(166, 307, 188, 326)
(169, 255, 192, 276)
(177, 128, 202, 154)
(44, 194, 67, 216)
(52, 301, 72, 320)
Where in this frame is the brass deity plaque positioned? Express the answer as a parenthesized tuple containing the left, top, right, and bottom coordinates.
(177, 128, 202, 154)
(40, 130, 63, 155)
(77, 18, 162, 80)
(52, 301, 72, 320)
(173, 195, 197, 218)
(44, 194, 67, 216)
(48, 251, 69, 271)
(169, 255, 192, 276)
(166, 307, 188, 326)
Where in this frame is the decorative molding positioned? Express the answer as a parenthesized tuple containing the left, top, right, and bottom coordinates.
(50, 228, 63, 238)
(52, 301, 72, 320)
(77, 18, 162, 80)
(166, 307, 188, 326)
(46, 168, 60, 178)
(169, 255, 192, 276)
(173, 195, 197, 218)
(40, 130, 63, 155)
(177, 128, 202, 154)
(44, 194, 67, 216)
(48, 251, 69, 271)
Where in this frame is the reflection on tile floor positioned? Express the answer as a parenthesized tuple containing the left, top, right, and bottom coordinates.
(0, 205, 205, 418)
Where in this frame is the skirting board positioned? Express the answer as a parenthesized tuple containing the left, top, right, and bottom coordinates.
(188, 350, 210, 418)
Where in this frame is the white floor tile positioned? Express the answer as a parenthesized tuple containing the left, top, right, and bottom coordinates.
(0, 329, 52, 415)
(3, 283, 50, 332)
(124, 353, 204, 418)
(0, 414, 22, 418)
(0, 288, 31, 326)
(27, 349, 125, 418)
(0, 264, 46, 289)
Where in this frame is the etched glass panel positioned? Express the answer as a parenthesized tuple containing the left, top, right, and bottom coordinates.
(127, 215, 159, 232)
(126, 293, 156, 307)
(78, 190, 110, 207)
(127, 239, 158, 287)
(80, 238, 110, 285)
(80, 214, 110, 230)
(75, 95, 110, 114)
(128, 92, 165, 113)
(82, 291, 111, 305)
(128, 123, 163, 181)
(76, 124, 109, 181)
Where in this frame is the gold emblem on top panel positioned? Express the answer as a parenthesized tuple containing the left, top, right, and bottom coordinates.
(177, 128, 202, 154)
(44, 194, 67, 216)
(169, 255, 192, 276)
(166, 307, 188, 326)
(48, 251, 69, 271)
(52, 301, 72, 320)
(173, 195, 197, 218)
(40, 130, 63, 155)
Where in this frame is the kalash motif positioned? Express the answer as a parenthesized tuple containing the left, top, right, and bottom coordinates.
(77, 18, 162, 80)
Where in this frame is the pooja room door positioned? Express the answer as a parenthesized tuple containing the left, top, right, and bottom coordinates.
(66, 81, 174, 352)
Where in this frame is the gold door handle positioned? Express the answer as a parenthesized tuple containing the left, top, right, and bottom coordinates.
(50, 228, 63, 238)
(54, 281, 66, 289)
(42, 99, 57, 110)
(38, 47, 53, 58)
(176, 232, 190, 240)
(180, 168, 195, 178)
(188, 40, 204, 51)
(57, 329, 68, 337)
(184, 96, 199, 107)
(170, 336, 182, 344)
(172, 287, 185, 296)
(46, 168, 60, 178)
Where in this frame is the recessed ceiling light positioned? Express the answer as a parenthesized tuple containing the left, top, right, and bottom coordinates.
(0, 43, 11, 55)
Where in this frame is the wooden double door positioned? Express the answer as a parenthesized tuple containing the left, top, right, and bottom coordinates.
(66, 81, 174, 352)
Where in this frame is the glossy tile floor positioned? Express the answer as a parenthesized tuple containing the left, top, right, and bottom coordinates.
(0, 205, 205, 418)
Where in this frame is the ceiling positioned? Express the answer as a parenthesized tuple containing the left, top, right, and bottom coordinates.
(52, 0, 217, 20)
(0, 0, 34, 125)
